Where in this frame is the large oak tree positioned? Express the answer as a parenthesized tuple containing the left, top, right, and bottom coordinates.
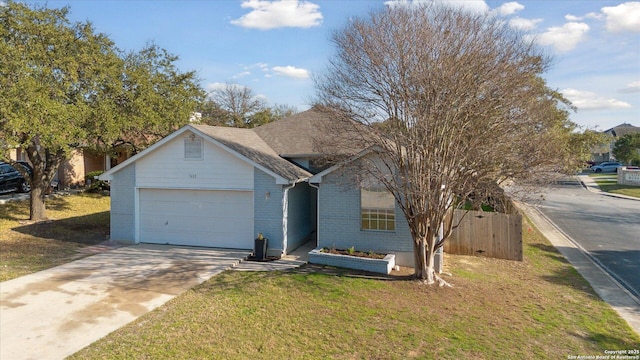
(613, 133, 640, 166)
(0, 1, 204, 220)
(315, 3, 595, 284)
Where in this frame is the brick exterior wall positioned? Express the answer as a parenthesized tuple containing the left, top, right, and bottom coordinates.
(317, 169, 413, 256)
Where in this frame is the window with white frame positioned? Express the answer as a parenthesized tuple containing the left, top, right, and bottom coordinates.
(184, 136, 203, 159)
(361, 187, 395, 231)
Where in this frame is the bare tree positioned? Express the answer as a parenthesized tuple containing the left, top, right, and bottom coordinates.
(315, 3, 585, 284)
(209, 82, 266, 128)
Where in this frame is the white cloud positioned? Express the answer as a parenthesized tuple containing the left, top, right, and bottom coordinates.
(438, 0, 489, 13)
(565, 14, 581, 22)
(601, 2, 640, 33)
(565, 12, 601, 22)
(232, 71, 251, 79)
(385, 0, 489, 13)
(272, 65, 310, 79)
(537, 22, 589, 52)
(231, 0, 323, 30)
(509, 16, 542, 31)
(562, 88, 632, 110)
(495, 2, 524, 16)
(619, 81, 640, 93)
(205, 82, 230, 93)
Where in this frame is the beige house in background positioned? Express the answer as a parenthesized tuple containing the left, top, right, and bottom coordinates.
(592, 123, 640, 163)
(9, 147, 128, 189)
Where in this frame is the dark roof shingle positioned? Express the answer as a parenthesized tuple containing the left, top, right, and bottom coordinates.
(192, 125, 312, 182)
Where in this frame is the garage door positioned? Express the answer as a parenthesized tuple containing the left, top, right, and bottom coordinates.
(139, 189, 254, 249)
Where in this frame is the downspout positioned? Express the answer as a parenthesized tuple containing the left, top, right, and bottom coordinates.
(308, 182, 320, 249)
(282, 179, 305, 255)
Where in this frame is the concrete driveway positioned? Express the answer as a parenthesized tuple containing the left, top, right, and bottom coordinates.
(0, 244, 248, 360)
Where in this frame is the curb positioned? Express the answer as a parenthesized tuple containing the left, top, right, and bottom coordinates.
(517, 201, 640, 335)
(576, 175, 640, 202)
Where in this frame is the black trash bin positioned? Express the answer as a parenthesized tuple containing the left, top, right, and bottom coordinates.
(254, 234, 268, 260)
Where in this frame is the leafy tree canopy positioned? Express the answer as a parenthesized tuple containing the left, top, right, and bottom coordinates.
(0, 1, 205, 220)
(613, 133, 640, 165)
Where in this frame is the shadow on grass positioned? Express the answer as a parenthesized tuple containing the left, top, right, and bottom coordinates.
(11, 211, 110, 245)
(529, 243, 570, 264)
(0, 196, 73, 222)
(531, 241, 640, 300)
(528, 242, 602, 296)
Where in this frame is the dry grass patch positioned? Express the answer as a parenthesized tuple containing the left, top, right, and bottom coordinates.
(71, 217, 639, 359)
(0, 193, 110, 281)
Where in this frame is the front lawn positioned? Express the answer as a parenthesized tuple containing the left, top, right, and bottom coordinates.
(588, 173, 640, 198)
(0, 193, 110, 281)
(70, 217, 639, 359)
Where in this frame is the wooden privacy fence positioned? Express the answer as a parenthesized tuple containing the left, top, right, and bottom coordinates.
(444, 209, 523, 261)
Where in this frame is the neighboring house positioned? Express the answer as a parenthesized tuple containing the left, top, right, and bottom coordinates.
(9, 147, 128, 189)
(100, 108, 417, 266)
(592, 123, 640, 163)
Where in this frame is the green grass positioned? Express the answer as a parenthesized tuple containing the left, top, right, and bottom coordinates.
(0, 193, 110, 281)
(588, 173, 640, 198)
(69, 218, 639, 359)
(2, 193, 637, 358)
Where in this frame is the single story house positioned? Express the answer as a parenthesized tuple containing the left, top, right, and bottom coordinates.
(9, 147, 128, 189)
(100, 108, 416, 266)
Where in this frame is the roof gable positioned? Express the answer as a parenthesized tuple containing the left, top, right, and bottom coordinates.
(191, 125, 311, 183)
(100, 125, 311, 184)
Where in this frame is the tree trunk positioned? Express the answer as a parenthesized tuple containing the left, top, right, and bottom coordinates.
(424, 247, 437, 284)
(29, 185, 47, 221)
(413, 237, 429, 280)
(413, 236, 437, 284)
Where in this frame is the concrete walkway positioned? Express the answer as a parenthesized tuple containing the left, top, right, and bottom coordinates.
(0, 245, 248, 360)
(232, 240, 314, 271)
(578, 174, 640, 201)
(520, 201, 640, 334)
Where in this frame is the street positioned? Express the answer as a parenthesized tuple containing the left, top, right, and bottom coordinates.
(534, 182, 640, 299)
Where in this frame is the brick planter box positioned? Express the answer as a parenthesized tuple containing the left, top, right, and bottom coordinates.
(308, 248, 395, 274)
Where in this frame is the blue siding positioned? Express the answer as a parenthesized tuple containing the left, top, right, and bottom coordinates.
(253, 169, 284, 256)
(109, 164, 136, 243)
(317, 169, 413, 254)
(285, 182, 313, 253)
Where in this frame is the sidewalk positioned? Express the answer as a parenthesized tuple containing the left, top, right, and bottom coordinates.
(519, 202, 640, 334)
(577, 174, 640, 201)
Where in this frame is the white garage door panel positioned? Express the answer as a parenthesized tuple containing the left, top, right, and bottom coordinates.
(139, 189, 254, 249)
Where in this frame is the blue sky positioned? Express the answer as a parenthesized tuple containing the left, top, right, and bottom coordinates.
(21, 0, 640, 130)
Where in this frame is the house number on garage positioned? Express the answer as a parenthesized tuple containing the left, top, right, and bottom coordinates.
(189, 174, 197, 179)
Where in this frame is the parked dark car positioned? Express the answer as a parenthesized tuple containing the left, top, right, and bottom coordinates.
(0, 161, 32, 194)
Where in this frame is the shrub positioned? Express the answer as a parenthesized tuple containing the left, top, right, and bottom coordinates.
(85, 171, 110, 193)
